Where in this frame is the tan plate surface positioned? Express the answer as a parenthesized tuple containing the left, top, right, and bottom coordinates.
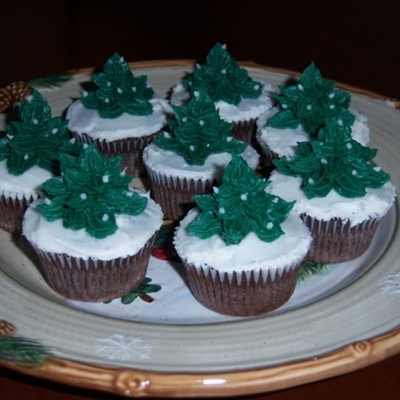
(0, 61, 400, 398)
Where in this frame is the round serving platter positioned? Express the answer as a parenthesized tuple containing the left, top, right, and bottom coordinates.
(0, 60, 399, 398)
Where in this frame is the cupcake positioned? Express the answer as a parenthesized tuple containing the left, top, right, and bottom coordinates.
(169, 42, 275, 145)
(174, 154, 312, 317)
(256, 62, 370, 169)
(142, 90, 259, 221)
(0, 89, 71, 233)
(22, 144, 163, 302)
(267, 117, 396, 264)
(66, 52, 172, 177)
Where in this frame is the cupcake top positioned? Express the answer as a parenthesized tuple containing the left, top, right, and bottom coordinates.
(268, 118, 396, 225)
(170, 43, 274, 123)
(265, 62, 357, 137)
(23, 144, 163, 259)
(143, 91, 259, 180)
(66, 52, 172, 140)
(0, 89, 74, 200)
(0, 89, 69, 175)
(155, 90, 247, 165)
(174, 155, 312, 272)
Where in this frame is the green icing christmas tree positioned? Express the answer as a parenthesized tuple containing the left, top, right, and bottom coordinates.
(188, 154, 295, 245)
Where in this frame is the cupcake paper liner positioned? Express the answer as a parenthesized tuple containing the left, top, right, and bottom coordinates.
(32, 233, 157, 302)
(255, 132, 279, 168)
(145, 168, 216, 221)
(183, 261, 302, 317)
(231, 119, 257, 145)
(71, 129, 162, 177)
(0, 194, 35, 234)
(302, 215, 381, 263)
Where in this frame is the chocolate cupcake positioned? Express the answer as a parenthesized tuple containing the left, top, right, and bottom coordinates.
(174, 154, 312, 317)
(267, 117, 396, 264)
(0, 89, 71, 233)
(256, 62, 370, 170)
(66, 52, 172, 177)
(23, 145, 163, 302)
(169, 43, 274, 145)
(142, 90, 259, 221)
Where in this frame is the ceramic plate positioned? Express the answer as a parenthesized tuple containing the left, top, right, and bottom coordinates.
(1, 61, 400, 398)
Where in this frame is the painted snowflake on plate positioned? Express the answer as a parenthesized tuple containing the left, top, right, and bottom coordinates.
(93, 333, 152, 361)
(378, 272, 400, 297)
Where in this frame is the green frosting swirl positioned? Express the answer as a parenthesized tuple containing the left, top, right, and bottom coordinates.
(183, 42, 263, 106)
(273, 118, 390, 199)
(154, 91, 247, 165)
(188, 154, 295, 245)
(81, 52, 155, 118)
(267, 62, 354, 136)
(37, 144, 148, 239)
(0, 89, 70, 175)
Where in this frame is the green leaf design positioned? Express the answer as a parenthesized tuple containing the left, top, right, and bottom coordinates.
(297, 261, 332, 282)
(104, 277, 162, 305)
(29, 73, 72, 89)
(0, 335, 53, 366)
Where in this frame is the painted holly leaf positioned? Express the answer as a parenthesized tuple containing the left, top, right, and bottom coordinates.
(0, 335, 53, 366)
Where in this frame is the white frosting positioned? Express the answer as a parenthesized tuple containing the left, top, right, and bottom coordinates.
(170, 82, 275, 123)
(256, 107, 370, 158)
(267, 170, 397, 226)
(66, 97, 173, 141)
(0, 160, 53, 200)
(142, 141, 259, 181)
(22, 191, 163, 261)
(174, 208, 312, 274)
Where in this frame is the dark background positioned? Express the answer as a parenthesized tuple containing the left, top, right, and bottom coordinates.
(1, 1, 400, 399)
(1, 0, 399, 99)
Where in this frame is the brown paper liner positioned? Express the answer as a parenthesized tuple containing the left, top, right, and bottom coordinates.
(301, 215, 381, 264)
(231, 119, 257, 145)
(145, 172, 216, 221)
(0, 194, 34, 234)
(71, 129, 162, 177)
(255, 132, 279, 169)
(32, 233, 157, 302)
(183, 262, 302, 317)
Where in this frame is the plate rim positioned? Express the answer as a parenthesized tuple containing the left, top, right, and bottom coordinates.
(1, 60, 400, 398)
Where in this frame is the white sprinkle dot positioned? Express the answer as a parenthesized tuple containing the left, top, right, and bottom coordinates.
(199, 120, 205, 126)
(102, 175, 109, 183)
(221, 69, 227, 74)
(267, 222, 273, 229)
(107, 81, 111, 87)
(272, 197, 279, 203)
(117, 87, 123, 94)
(321, 158, 328, 164)
(24, 154, 29, 160)
(282, 104, 288, 109)
(226, 137, 233, 142)
(132, 86, 137, 92)
(163, 132, 171, 138)
(213, 187, 219, 194)
(102, 214, 109, 222)
(329, 92, 335, 98)
(51, 128, 58, 134)
(219, 207, 225, 214)
(189, 145, 195, 151)
(82, 91, 88, 97)
(352, 170, 357, 175)
(33, 119, 38, 125)
(347, 143, 352, 149)
(182, 117, 188, 122)
(298, 84, 304, 91)
(254, 84, 260, 90)
(104, 98, 110, 103)
(80, 193, 87, 200)
(193, 91, 200, 97)
(306, 105, 312, 110)
(308, 178, 314, 184)
(240, 193, 247, 201)
(329, 105, 335, 109)
(374, 166, 382, 171)
(338, 119, 343, 126)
